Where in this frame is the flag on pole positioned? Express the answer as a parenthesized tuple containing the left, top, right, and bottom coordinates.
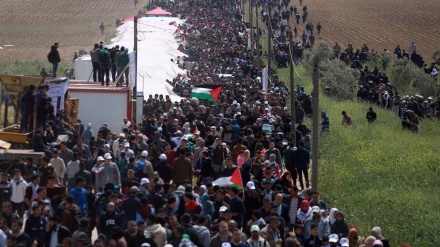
(212, 167, 243, 189)
(191, 86, 222, 102)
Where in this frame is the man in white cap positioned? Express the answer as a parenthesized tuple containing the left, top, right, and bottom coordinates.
(247, 225, 268, 247)
(328, 233, 339, 246)
(123, 142, 135, 159)
(112, 133, 126, 155)
(155, 154, 171, 183)
(140, 151, 154, 181)
(139, 178, 150, 195)
(95, 153, 120, 192)
(303, 206, 330, 239)
(241, 181, 260, 225)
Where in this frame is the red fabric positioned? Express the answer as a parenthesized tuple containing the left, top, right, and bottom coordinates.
(300, 200, 310, 213)
(185, 201, 199, 211)
(145, 7, 172, 16)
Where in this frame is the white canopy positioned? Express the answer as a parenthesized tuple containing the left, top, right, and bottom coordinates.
(110, 17, 186, 102)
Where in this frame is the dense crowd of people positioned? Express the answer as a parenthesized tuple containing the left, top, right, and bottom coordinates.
(4, 0, 429, 247)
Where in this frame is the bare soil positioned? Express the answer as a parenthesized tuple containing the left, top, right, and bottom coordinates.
(288, 0, 440, 60)
(0, 0, 143, 62)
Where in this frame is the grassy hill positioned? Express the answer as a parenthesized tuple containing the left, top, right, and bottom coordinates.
(277, 67, 440, 246)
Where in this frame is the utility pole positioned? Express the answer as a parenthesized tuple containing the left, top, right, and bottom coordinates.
(289, 31, 296, 145)
(311, 65, 320, 190)
(255, 5, 260, 59)
(267, 4, 271, 74)
(133, 16, 138, 122)
(249, 0, 252, 50)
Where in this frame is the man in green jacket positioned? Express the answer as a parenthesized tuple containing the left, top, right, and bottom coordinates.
(117, 47, 130, 87)
(98, 46, 111, 86)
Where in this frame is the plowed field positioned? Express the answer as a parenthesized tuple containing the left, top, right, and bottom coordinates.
(0, 0, 141, 61)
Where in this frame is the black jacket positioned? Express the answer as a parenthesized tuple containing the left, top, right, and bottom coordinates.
(24, 215, 46, 246)
(44, 225, 71, 246)
(155, 159, 172, 183)
(48, 46, 61, 63)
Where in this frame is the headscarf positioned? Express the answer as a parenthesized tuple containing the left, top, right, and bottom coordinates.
(320, 209, 328, 220)
(201, 194, 214, 217)
(371, 226, 384, 239)
(329, 208, 338, 224)
(348, 227, 359, 247)
(300, 200, 310, 213)
(363, 236, 376, 247)
(372, 240, 383, 247)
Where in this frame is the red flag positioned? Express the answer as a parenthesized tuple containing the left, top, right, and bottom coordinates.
(173, 21, 177, 27)
(247, 76, 254, 84)
(193, 126, 199, 135)
(229, 167, 243, 189)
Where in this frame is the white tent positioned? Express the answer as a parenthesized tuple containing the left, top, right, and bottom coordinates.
(110, 17, 186, 102)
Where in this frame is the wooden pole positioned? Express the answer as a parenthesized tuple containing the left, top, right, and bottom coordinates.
(3, 99, 8, 128)
(311, 65, 320, 190)
(289, 32, 296, 145)
(133, 16, 138, 122)
(267, 4, 272, 75)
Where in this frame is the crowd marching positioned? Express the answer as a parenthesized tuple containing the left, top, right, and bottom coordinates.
(3, 0, 428, 246)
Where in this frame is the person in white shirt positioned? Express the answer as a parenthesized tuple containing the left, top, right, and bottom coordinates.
(66, 153, 80, 191)
(10, 169, 28, 218)
(49, 150, 65, 185)
(122, 117, 131, 131)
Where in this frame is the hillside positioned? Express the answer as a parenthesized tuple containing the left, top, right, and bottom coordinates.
(277, 67, 440, 246)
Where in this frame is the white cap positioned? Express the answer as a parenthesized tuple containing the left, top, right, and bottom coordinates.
(97, 156, 104, 161)
(104, 144, 110, 148)
(124, 142, 130, 147)
(104, 45, 109, 49)
(140, 178, 150, 185)
(312, 206, 320, 213)
(141, 243, 151, 247)
(195, 131, 200, 135)
(159, 154, 167, 160)
(222, 243, 231, 247)
(141, 151, 148, 157)
(200, 185, 207, 192)
(246, 181, 256, 190)
(157, 127, 163, 132)
(104, 153, 112, 159)
(250, 225, 260, 232)
(219, 206, 228, 212)
(119, 133, 125, 138)
(340, 238, 349, 247)
(329, 234, 339, 243)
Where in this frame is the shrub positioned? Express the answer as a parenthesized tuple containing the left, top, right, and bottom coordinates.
(432, 49, 440, 65)
(302, 41, 333, 72)
(390, 58, 438, 96)
(319, 59, 360, 100)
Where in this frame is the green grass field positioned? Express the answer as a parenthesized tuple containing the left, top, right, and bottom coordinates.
(277, 66, 440, 246)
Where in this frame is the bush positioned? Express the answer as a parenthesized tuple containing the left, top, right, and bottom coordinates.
(390, 58, 438, 96)
(302, 41, 333, 72)
(319, 59, 360, 100)
(432, 49, 440, 65)
(302, 42, 359, 100)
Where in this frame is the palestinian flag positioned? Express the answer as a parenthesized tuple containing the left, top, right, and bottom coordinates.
(212, 167, 243, 189)
(191, 85, 222, 102)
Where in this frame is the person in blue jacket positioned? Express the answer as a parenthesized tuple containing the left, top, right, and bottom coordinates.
(231, 119, 240, 138)
(320, 110, 330, 135)
(69, 177, 88, 214)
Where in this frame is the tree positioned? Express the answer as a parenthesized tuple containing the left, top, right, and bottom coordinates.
(319, 59, 360, 100)
(303, 42, 359, 100)
(432, 49, 440, 65)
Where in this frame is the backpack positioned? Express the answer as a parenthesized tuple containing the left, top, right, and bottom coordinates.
(47, 51, 54, 63)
